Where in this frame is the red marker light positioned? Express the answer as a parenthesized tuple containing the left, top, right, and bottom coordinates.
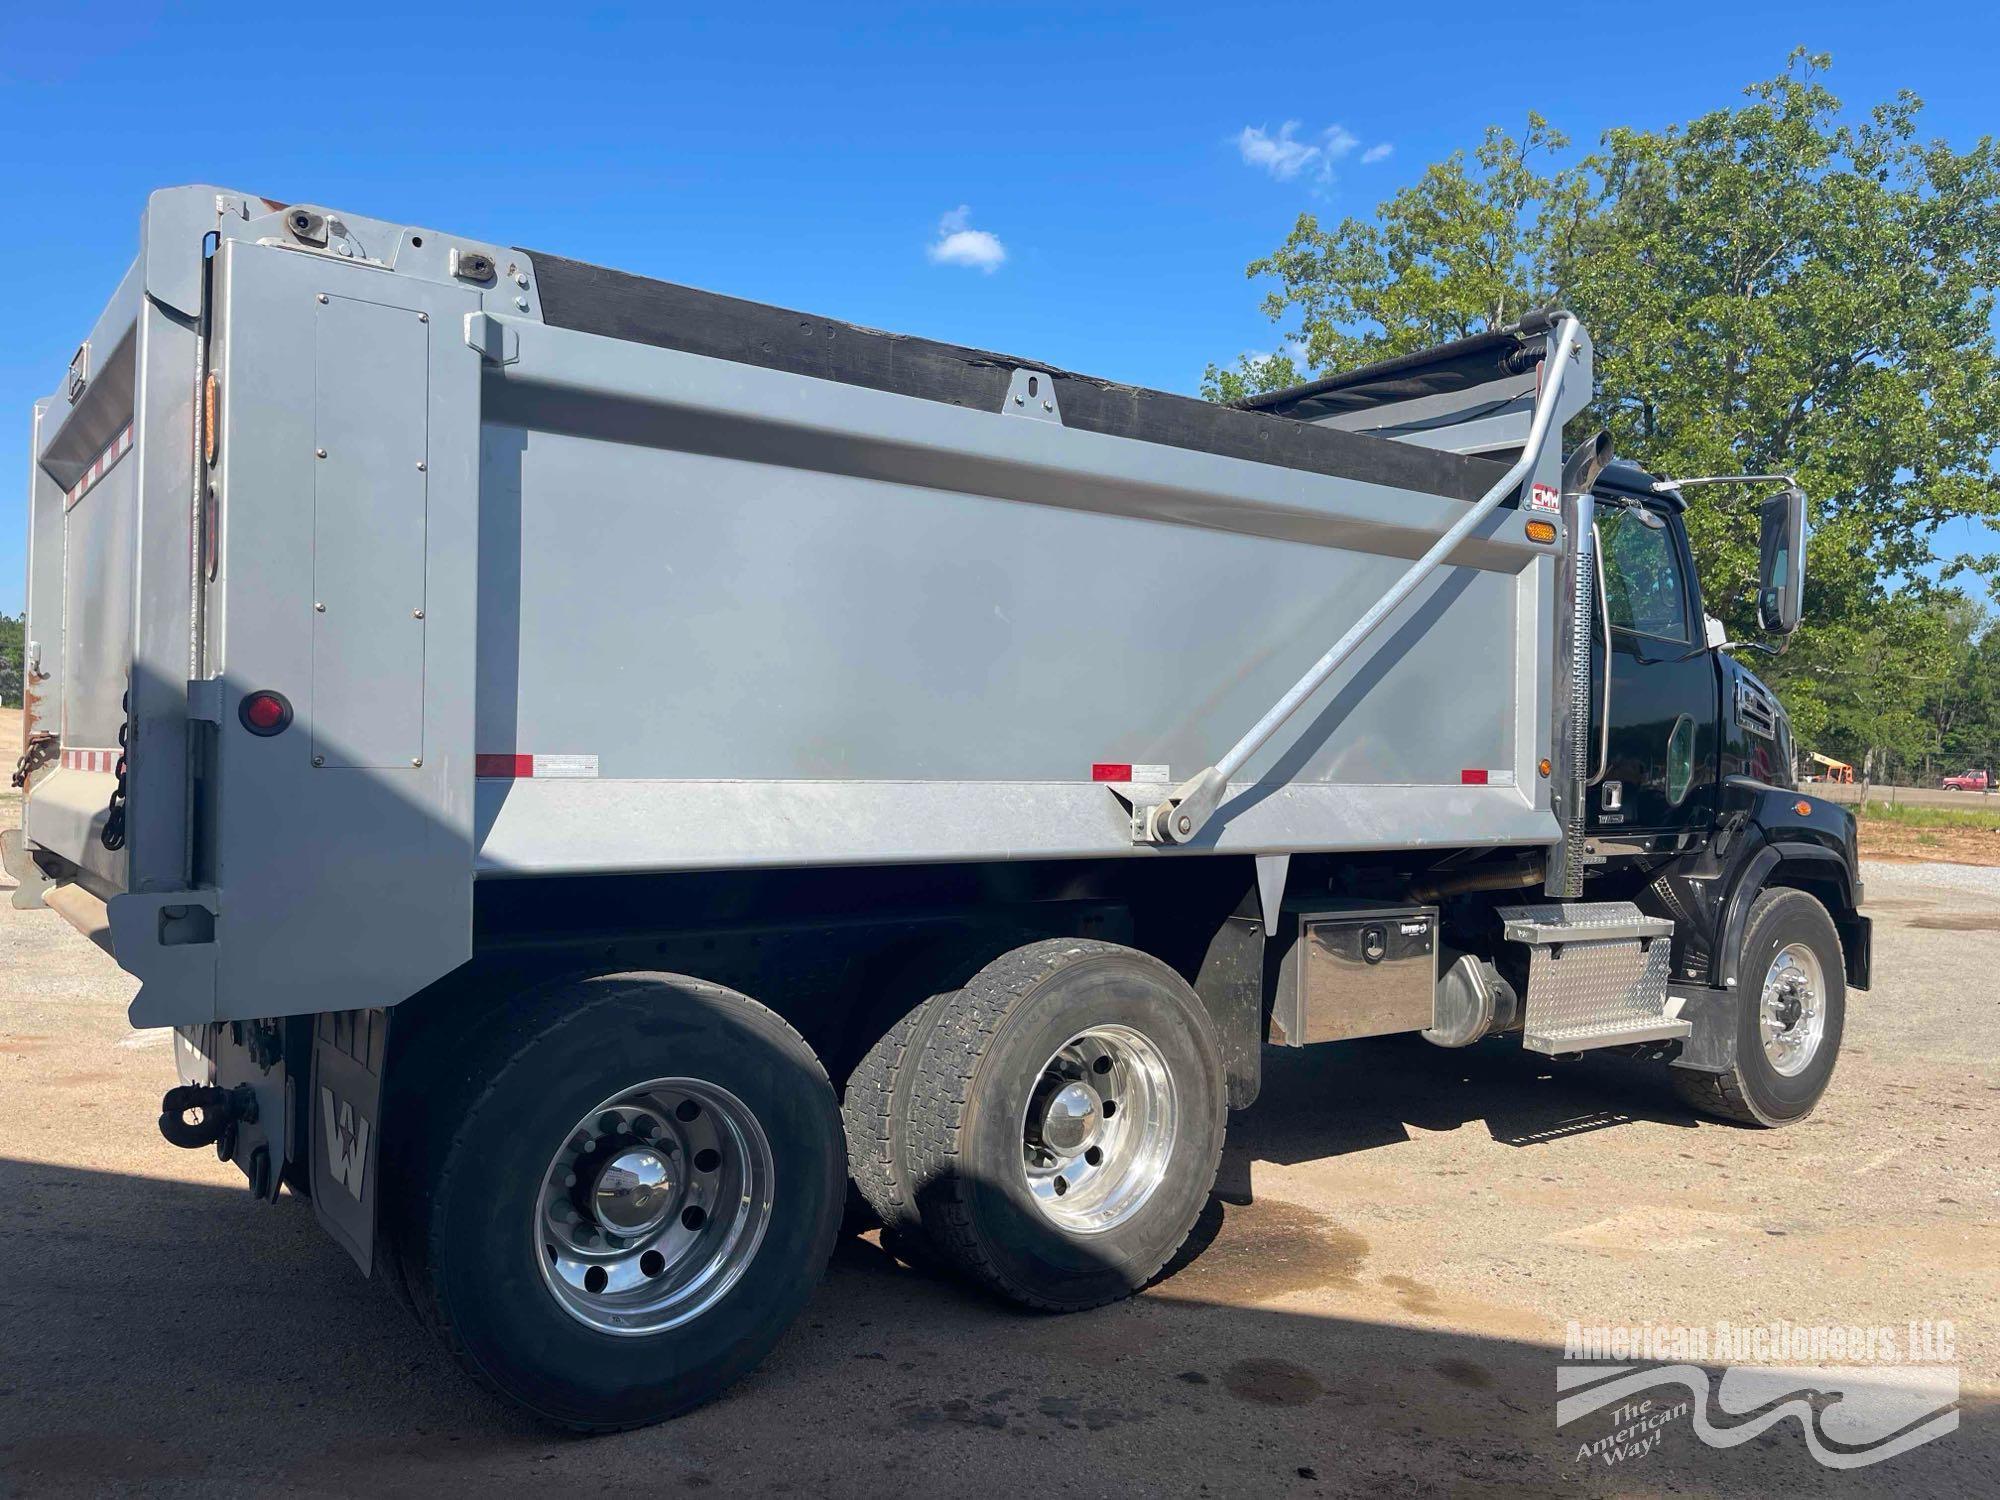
(239, 690, 292, 736)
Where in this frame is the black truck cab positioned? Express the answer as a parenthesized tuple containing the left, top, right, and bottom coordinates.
(1582, 460, 1869, 1002)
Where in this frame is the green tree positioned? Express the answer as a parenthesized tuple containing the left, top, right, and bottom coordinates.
(0, 611, 22, 710)
(1208, 52, 2000, 753)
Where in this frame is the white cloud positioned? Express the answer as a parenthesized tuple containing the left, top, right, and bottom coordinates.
(1235, 121, 1318, 180)
(1235, 122, 1365, 184)
(1361, 142, 1395, 165)
(927, 205, 1006, 272)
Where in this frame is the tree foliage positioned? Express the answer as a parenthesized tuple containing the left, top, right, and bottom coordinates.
(1207, 52, 2000, 771)
(0, 612, 22, 710)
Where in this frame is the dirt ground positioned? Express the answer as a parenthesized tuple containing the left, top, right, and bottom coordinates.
(1859, 816, 2000, 867)
(0, 854, 1994, 1497)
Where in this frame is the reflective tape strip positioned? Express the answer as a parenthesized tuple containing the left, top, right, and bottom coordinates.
(63, 423, 134, 510)
(60, 747, 121, 773)
(476, 753, 599, 779)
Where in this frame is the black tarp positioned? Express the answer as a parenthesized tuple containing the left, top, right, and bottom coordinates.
(525, 252, 1508, 504)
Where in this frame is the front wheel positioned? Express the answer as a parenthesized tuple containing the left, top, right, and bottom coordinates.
(1672, 887, 1846, 1127)
(388, 973, 845, 1430)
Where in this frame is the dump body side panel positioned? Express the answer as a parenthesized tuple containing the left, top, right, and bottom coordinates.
(470, 317, 1561, 874)
(23, 245, 201, 898)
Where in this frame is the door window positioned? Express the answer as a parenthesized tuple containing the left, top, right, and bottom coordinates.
(1666, 714, 1696, 804)
(1598, 504, 1689, 642)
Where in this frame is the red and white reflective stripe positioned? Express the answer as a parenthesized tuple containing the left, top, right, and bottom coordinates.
(1460, 768, 1518, 786)
(1091, 762, 1170, 784)
(63, 422, 135, 510)
(475, 752, 599, 779)
(60, 747, 121, 773)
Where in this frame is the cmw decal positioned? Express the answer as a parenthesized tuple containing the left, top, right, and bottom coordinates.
(1558, 1362, 1959, 1470)
(319, 1085, 372, 1200)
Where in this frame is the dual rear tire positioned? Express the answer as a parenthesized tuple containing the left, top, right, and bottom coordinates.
(845, 938, 1228, 1310)
(384, 938, 1225, 1429)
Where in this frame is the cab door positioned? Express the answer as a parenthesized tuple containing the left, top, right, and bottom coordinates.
(1587, 498, 1720, 838)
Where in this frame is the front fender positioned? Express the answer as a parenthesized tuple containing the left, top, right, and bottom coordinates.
(1714, 779, 1870, 990)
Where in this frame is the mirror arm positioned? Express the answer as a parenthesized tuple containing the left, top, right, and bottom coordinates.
(1673, 637, 1783, 663)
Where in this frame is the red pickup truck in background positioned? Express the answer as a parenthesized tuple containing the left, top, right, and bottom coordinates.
(1942, 769, 1991, 791)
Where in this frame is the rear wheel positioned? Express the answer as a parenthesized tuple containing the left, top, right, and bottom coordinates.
(389, 973, 844, 1430)
(841, 989, 956, 1238)
(1672, 888, 1845, 1127)
(902, 939, 1225, 1310)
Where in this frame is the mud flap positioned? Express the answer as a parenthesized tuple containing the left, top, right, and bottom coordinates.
(311, 1009, 387, 1275)
(1666, 984, 1738, 1074)
(1, 829, 55, 910)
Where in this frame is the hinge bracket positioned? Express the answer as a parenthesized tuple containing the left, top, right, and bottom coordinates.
(1002, 368, 1062, 423)
(464, 311, 519, 366)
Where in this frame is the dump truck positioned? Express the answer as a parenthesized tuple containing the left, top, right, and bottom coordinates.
(6, 187, 1871, 1430)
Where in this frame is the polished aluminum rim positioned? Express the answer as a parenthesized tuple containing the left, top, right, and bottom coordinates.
(1759, 942, 1826, 1078)
(534, 1078, 774, 1336)
(1020, 1024, 1177, 1233)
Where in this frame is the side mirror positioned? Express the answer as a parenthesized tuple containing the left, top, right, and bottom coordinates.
(1757, 485, 1807, 635)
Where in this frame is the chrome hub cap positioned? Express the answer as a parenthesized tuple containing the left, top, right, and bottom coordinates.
(1021, 1024, 1177, 1234)
(1760, 943, 1826, 1078)
(535, 1079, 775, 1336)
(591, 1147, 676, 1237)
(1037, 1081, 1103, 1155)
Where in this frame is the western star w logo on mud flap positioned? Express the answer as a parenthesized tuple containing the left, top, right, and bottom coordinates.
(1557, 1321, 1960, 1471)
(320, 1085, 372, 1200)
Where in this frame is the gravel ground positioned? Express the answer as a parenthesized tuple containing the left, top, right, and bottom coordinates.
(0, 857, 1994, 1497)
(1867, 859, 2000, 899)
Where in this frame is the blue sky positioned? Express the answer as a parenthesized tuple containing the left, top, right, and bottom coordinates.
(4, 1, 1997, 616)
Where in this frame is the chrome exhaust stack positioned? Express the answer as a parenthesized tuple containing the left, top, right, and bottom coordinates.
(1547, 430, 1614, 899)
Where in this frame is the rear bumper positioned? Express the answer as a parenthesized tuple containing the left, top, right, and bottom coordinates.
(107, 890, 220, 1027)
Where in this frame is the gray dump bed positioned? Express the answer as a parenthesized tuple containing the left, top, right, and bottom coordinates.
(13, 187, 1588, 1028)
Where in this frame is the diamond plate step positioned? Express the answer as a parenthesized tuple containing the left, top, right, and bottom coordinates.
(1496, 900, 1691, 1054)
